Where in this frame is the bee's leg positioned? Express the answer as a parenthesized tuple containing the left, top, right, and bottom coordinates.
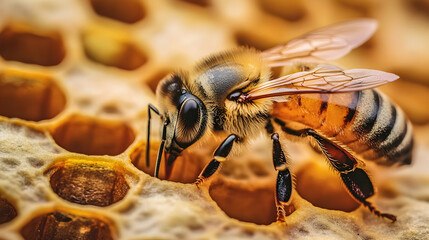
(340, 168, 397, 222)
(302, 129, 397, 222)
(154, 120, 169, 178)
(271, 133, 293, 223)
(146, 104, 160, 168)
(194, 134, 237, 187)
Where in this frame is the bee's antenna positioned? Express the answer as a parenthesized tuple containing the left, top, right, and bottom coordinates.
(154, 119, 169, 178)
(146, 104, 160, 168)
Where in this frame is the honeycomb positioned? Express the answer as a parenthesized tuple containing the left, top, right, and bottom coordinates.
(1, 0, 429, 239)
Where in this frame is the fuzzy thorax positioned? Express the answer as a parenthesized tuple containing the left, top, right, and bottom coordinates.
(222, 98, 272, 139)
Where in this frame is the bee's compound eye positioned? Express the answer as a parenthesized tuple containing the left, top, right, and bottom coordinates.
(179, 99, 199, 130)
(175, 98, 204, 148)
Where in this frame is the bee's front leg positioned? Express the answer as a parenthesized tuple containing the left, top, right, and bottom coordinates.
(194, 134, 237, 187)
(271, 133, 293, 223)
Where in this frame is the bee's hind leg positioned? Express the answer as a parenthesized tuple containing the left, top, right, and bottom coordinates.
(271, 133, 293, 223)
(302, 129, 397, 222)
(194, 134, 237, 187)
(272, 119, 396, 222)
(340, 168, 397, 222)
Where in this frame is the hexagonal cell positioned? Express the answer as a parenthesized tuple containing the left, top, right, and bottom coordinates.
(335, 0, 372, 15)
(234, 31, 275, 51)
(0, 195, 17, 224)
(82, 28, 147, 70)
(47, 159, 130, 206)
(130, 141, 209, 183)
(178, 0, 211, 7)
(0, 69, 67, 121)
(209, 179, 278, 225)
(0, 24, 66, 66)
(89, 0, 145, 24)
(51, 115, 135, 156)
(407, 0, 429, 17)
(207, 153, 284, 225)
(20, 211, 114, 240)
(257, 0, 306, 22)
(295, 161, 360, 212)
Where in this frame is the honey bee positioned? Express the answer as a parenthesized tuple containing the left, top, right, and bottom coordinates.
(146, 19, 413, 223)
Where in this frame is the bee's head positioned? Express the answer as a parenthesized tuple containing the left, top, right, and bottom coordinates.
(156, 73, 208, 166)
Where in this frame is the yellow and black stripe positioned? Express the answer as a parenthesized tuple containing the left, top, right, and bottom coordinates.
(272, 89, 413, 166)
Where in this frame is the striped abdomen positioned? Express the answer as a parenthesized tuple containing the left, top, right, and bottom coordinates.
(271, 89, 413, 166)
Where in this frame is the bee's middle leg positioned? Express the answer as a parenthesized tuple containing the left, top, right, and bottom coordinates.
(271, 133, 293, 223)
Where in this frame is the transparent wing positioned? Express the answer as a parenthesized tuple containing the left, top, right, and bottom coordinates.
(244, 65, 398, 101)
(262, 19, 378, 67)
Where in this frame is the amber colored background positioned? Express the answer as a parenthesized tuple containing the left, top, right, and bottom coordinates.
(0, 0, 428, 239)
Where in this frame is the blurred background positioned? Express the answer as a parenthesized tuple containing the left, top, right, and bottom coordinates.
(0, 0, 428, 121)
(1, 0, 428, 124)
(0, 0, 429, 228)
